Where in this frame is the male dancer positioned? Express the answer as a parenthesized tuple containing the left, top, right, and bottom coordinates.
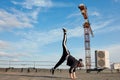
(52, 28, 84, 79)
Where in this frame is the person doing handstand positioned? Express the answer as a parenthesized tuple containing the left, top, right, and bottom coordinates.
(52, 28, 84, 79)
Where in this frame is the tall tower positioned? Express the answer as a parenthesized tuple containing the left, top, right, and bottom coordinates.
(78, 4, 94, 72)
(84, 21, 91, 70)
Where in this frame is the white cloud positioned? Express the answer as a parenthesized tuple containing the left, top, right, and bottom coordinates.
(12, 0, 53, 9)
(5, 27, 83, 56)
(105, 44, 120, 63)
(0, 9, 34, 31)
(68, 27, 83, 38)
(67, 12, 80, 19)
(17, 27, 82, 45)
(113, 0, 120, 2)
(67, 10, 100, 19)
(0, 7, 41, 31)
(12, 0, 74, 10)
(90, 11, 100, 16)
(0, 40, 10, 49)
(0, 51, 29, 58)
(52, 2, 74, 7)
(91, 19, 116, 34)
(0, 0, 76, 31)
(30, 8, 40, 20)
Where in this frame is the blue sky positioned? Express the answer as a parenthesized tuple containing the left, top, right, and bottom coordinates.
(0, 0, 120, 67)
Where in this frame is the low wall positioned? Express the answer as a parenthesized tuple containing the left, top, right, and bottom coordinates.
(0, 68, 64, 73)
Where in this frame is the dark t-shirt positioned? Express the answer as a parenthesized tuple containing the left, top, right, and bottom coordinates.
(67, 55, 78, 68)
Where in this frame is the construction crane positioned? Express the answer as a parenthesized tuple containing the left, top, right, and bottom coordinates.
(78, 4, 94, 72)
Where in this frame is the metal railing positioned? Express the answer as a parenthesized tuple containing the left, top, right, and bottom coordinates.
(0, 60, 69, 69)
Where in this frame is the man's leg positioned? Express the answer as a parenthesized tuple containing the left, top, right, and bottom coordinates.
(69, 73, 74, 79)
(72, 66, 77, 79)
(52, 28, 69, 74)
(69, 67, 77, 79)
(69, 67, 75, 79)
(73, 72, 77, 79)
(62, 28, 70, 55)
(54, 28, 68, 69)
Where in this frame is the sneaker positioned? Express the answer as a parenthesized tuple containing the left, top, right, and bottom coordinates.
(62, 28, 67, 33)
(51, 68, 55, 75)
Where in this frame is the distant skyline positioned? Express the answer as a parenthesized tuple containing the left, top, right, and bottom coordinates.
(0, 0, 120, 68)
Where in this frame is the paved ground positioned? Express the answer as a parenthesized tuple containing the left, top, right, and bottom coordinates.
(0, 68, 120, 80)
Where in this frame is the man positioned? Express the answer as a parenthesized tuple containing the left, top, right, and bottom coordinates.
(52, 28, 84, 79)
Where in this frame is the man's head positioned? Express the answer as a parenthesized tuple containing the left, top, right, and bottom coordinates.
(79, 59, 83, 61)
(77, 58, 84, 67)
